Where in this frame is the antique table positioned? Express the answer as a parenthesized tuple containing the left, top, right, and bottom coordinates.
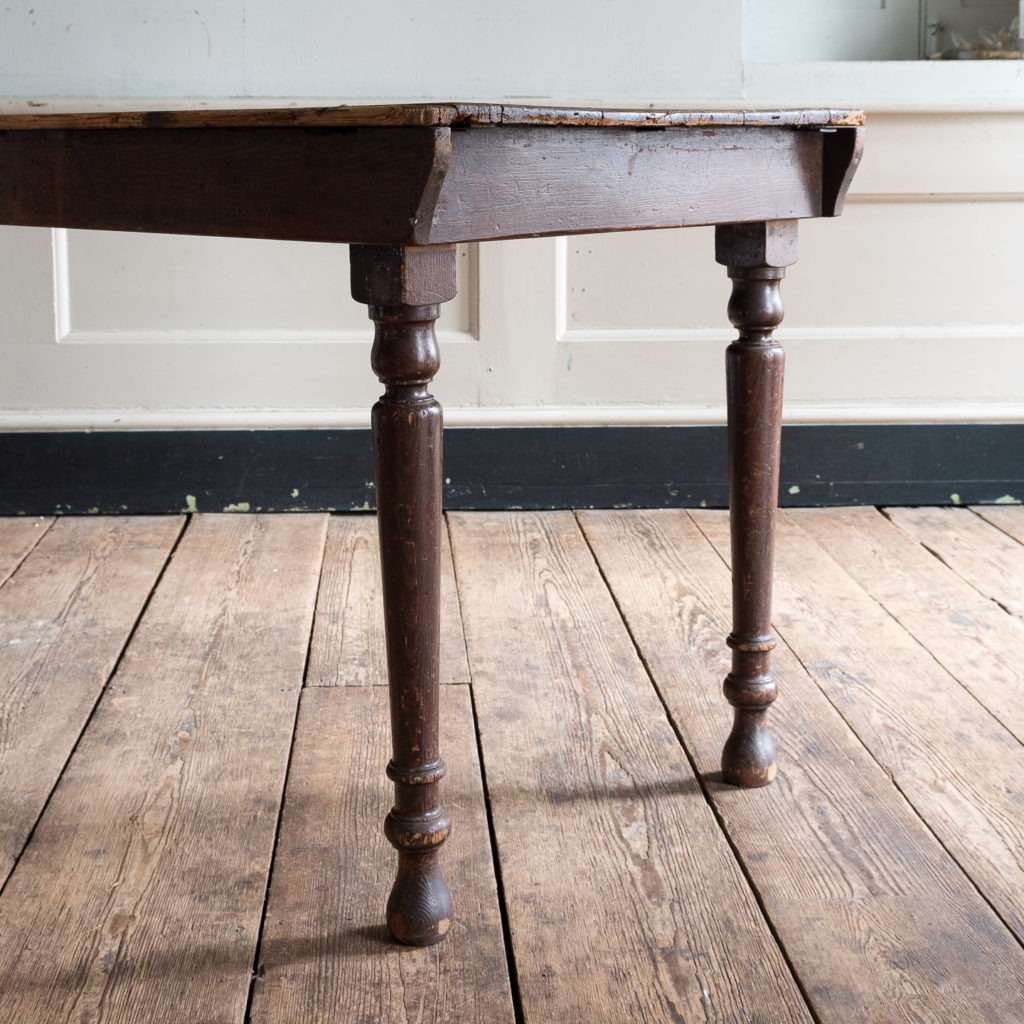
(0, 102, 864, 945)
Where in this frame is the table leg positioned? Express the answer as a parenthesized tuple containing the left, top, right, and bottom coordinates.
(350, 243, 457, 945)
(714, 220, 798, 787)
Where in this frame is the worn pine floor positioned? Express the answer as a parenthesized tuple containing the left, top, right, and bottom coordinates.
(1, 506, 1023, 1024)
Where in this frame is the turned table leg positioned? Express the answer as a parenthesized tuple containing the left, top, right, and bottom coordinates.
(350, 243, 457, 945)
(714, 220, 798, 788)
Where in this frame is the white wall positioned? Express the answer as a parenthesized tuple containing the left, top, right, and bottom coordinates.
(0, 1, 743, 100)
(1, 1, 1022, 429)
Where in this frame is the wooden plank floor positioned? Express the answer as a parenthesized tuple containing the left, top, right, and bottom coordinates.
(1, 507, 1023, 1023)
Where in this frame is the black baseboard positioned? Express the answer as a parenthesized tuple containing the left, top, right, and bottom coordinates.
(1, 424, 1021, 514)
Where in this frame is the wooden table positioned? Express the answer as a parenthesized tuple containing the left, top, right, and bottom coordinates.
(0, 102, 864, 946)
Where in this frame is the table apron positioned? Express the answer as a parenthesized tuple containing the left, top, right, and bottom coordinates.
(0, 126, 449, 244)
(427, 124, 827, 242)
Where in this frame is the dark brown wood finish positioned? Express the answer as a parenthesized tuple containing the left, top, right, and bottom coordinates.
(821, 126, 865, 216)
(0, 127, 452, 243)
(714, 220, 797, 787)
(428, 125, 825, 242)
(350, 243, 457, 946)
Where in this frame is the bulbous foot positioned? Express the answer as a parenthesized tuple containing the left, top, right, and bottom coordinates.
(721, 710, 777, 787)
(386, 851, 453, 946)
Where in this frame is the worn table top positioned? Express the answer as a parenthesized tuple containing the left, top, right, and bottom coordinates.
(0, 102, 865, 245)
(0, 101, 865, 130)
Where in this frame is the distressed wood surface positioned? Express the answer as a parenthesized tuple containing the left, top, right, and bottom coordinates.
(969, 504, 1024, 545)
(713, 220, 796, 787)
(0, 516, 52, 587)
(358, 244, 456, 945)
(885, 506, 1024, 619)
(0, 126, 449, 244)
(448, 510, 814, 1024)
(0, 514, 327, 1023)
(0, 102, 865, 130)
(0, 516, 182, 888)
(697, 509, 1024, 947)
(795, 506, 1024, 743)
(429, 127, 824, 242)
(250, 685, 515, 1024)
(581, 508, 1024, 1023)
(306, 515, 469, 686)
(4, 509, 1024, 1023)
(0, 104, 863, 247)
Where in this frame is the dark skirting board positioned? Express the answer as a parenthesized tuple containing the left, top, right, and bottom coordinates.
(0, 424, 1021, 515)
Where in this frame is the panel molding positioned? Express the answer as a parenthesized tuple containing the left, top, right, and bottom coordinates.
(2, 399, 1023, 431)
(51, 228, 480, 345)
(51, 227, 70, 341)
(557, 323, 1024, 344)
(847, 192, 1024, 203)
(54, 328, 480, 346)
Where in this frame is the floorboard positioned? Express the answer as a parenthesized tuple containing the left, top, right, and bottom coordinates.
(971, 503, 1024, 545)
(449, 510, 814, 1024)
(0, 516, 53, 586)
(250, 685, 515, 1024)
(885, 506, 1024, 619)
(0, 514, 327, 1023)
(794, 506, 1024, 744)
(583, 508, 1024, 1023)
(305, 515, 470, 686)
(0, 516, 183, 888)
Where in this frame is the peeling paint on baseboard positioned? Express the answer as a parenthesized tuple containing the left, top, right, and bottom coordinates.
(3, 424, 1022, 514)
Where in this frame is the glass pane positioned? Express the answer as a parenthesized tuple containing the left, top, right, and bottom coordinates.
(925, 0, 1021, 58)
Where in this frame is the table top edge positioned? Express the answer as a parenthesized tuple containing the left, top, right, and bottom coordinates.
(0, 101, 866, 130)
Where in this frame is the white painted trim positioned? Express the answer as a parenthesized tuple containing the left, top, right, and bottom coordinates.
(55, 328, 480, 346)
(8, 96, 1024, 115)
(51, 229, 71, 342)
(553, 236, 570, 340)
(557, 323, 1024, 345)
(3, 400, 1022, 431)
(742, 60, 1024, 106)
(848, 192, 1024, 203)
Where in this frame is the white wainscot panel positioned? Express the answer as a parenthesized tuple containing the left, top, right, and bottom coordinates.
(563, 226, 726, 331)
(853, 112, 1024, 197)
(0, 226, 56, 346)
(558, 199, 1024, 417)
(15, 232, 483, 420)
(63, 231, 476, 336)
